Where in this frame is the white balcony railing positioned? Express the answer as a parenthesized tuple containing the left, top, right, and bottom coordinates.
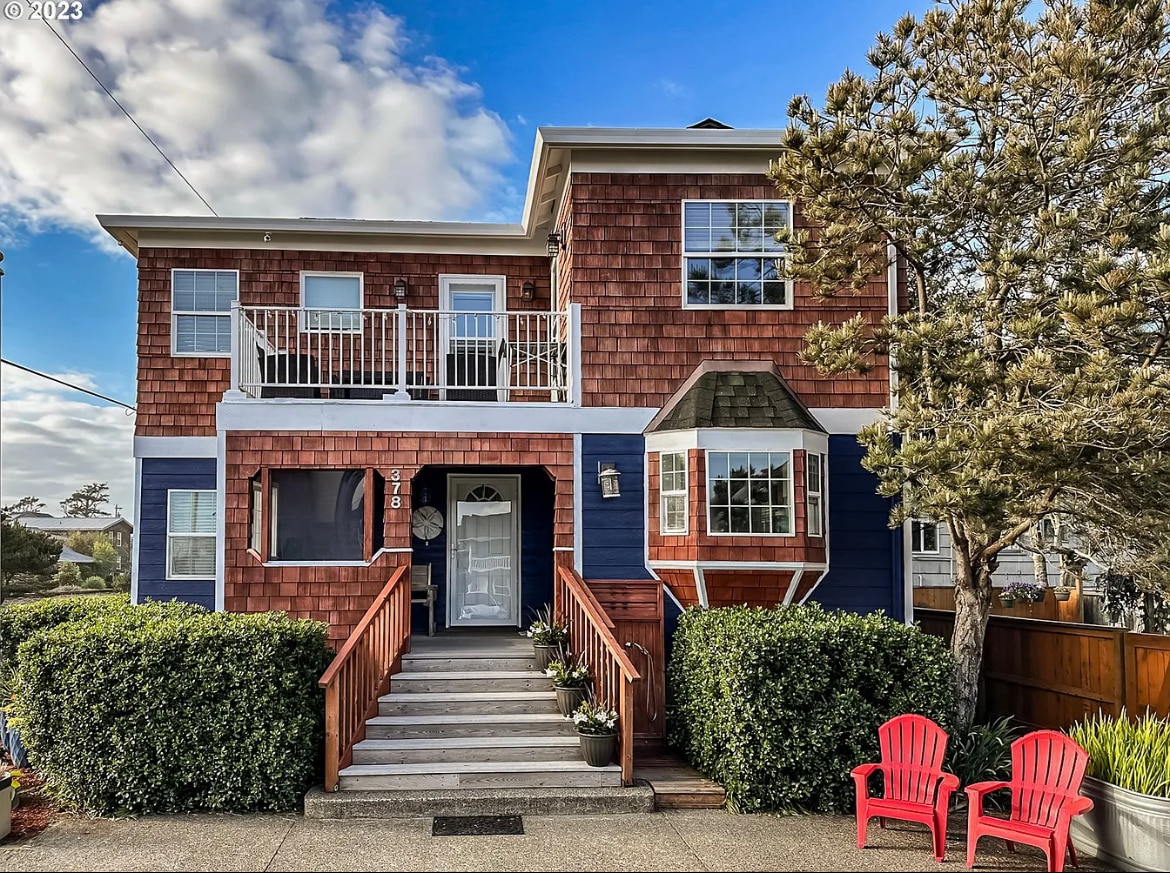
(230, 304, 578, 403)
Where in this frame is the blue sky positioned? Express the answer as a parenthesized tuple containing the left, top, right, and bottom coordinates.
(0, 0, 932, 512)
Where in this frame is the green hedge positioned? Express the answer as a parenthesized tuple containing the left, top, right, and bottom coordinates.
(0, 594, 137, 672)
(8, 606, 332, 814)
(667, 604, 956, 813)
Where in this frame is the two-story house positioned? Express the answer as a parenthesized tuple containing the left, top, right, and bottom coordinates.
(16, 515, 133, 572)
(100, 122, 910, 795)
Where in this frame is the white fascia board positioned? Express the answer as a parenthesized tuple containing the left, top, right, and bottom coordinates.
(134, 436, 219, 458)
(536, 127, 784, 147)
(650, 560, 828, 572)
(98, 214, 525, 237)
(644, 428, 830, 454)
(808, 407, 886, 435)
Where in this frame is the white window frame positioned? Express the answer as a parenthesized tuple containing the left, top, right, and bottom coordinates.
(912, 520, 940, 555)
(249, 476, 263, 555)
(659, 451, 688, 536)
(705, 450, 796, 537)
(165, 489, 217, 580)
(299, 271, 364, 333)
(171, 268, 239, 358)
(806, 451, 825, 538)
(681, 199, 794, 311)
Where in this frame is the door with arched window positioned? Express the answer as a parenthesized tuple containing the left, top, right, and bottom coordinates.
(446, 474, 520, 627)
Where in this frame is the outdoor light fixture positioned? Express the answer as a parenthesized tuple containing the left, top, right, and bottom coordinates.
(521, 281, 535, 302)
(598, 462, 621, 498)
(546, 231, 562, 258)
(394, 277, 407, 299)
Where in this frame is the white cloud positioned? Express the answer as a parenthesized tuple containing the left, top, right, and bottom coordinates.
(0, 0, 514, 246)
(1, 366, 136, 518)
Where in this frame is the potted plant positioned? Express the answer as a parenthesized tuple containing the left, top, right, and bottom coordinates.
(1053, 585, 1071, 602)
(998, 590, 1017, 607)
(572, 699, 618, 767)
(546, 657, 591, 717)
(1002, 580, 1044, 605)
(525, 604, 568, 670)
(1068, 710, 1170, 872)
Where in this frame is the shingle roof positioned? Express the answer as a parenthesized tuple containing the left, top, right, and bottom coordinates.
(58, 545, 96, 564)
(18, 516, 131, 533)
(646, 361, 825, 433)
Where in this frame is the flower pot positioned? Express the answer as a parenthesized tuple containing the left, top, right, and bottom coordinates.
(578, 731, 617, 767)
(1054, 589, 1071, 602)
(0, 775, 11, 843)
(999, 596, 1016, 607)
(1068, 775, 1170, 872)
(554, 685, 587, 717)
(533, 644, 559, 670)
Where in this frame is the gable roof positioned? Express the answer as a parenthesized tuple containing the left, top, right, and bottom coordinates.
(18, 516, 131, 533)
(645, 360, 825, 433)
(58, 545, 96, 564)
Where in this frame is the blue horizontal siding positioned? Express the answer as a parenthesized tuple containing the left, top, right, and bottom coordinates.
(138, 458, 217, 611)
(581, 434, 653, 581)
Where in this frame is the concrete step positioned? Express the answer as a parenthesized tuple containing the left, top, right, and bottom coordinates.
(365, 713, 575, 739)
(400, 655, 539, 673)
(378, 690, 559, 716)
(391, 671, 549, 693)
(304, 784, 655, 818)
(352, 735, 581, 765)
(337, 759, 622, 791)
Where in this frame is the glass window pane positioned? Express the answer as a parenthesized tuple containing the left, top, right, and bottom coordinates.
(168, 536, 216, 577)
(709, 203, 735, 226)
(727, 453, 749, 478)
(736, 226, 763, 251)
(173, 289, 196, 312)
(216, 272, 238, 294)
(173, 271, 195, 292)
(304, 275, 361, 309)
(686, 258, 711, 280)
(771, 480, 788, 506)
(736, 259, 762, 281)
(772, 507, 792, 534)
(770, 455, 790, 479)
(711, 228, 736, 252)
(729, 480, 749, 506)
(194, 271, 217, 293)
(169, 490, 216, 533)
(736, 282, 761, 305)
(763, 203, 789, 229)
(763, 281, 788, 305)
(711, 508, 730, 533)
(710, 479, 729, 505)
(750, 480, 769, 506)
(730, 507, 750, 532)
(712, 281, 735, 305)
(684, 226, 711, 252)
(750, 507, 771, 534)
(808, 496, 823, 536)
(684, 201, 710, 229)
(762, 258, 780, 280)
(687, 281, 709, 305)
(749, 453, 771, 478)
(711, 259, 736, 280)
(708, 453, 729, 479)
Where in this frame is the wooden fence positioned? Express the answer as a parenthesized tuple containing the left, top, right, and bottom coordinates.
(913, 586, 1083, 622)
(917, 608, 1170, 728)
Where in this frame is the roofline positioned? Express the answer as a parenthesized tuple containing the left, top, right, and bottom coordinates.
(19, 516, 130, 530)
(534, 126, 782, 148)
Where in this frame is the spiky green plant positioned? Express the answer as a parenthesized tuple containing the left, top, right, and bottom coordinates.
(1068, 709, 1170, 798)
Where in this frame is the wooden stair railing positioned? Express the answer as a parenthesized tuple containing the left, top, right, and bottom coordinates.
(318, 564, 411, 792)
(555, 564, 642, 785)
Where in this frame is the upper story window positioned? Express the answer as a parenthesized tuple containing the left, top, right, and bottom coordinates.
(659, 452, 688, 535)
(707, 451, 793, 536)
(172, 270, 237, 356)
(912, 520, 939, 554)
(301, 273, 363, 332)
(683, 201, 792, 308)
(806, 452, 824, 537)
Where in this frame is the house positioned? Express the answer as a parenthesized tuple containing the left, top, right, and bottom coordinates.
(98, 122, 909, 794)
(17, 516, 132, 571)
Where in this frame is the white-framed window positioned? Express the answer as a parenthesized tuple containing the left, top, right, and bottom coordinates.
(659, 452, 688, 535)
(707, 451, 794, 536)
(683, 200, 792, 308)
(806, 452, 824, 537)
(249, 476, 263, 554)
(301, 272, 363, 332)
(166, 490, 217, 579)
(171, 269, 238, 356)
(912, 520, 939, 554)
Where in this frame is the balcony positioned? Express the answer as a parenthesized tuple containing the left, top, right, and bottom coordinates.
(230, 304, 579, 404)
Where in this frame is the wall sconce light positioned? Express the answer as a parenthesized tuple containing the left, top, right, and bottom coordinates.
(521, 281, 535, 302)
(598, 462, 621, 499)
(546, 231, 562, 258)
(394, 277, 407, 299)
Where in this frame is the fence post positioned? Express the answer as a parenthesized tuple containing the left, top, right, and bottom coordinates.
(324, 679, 339, 792)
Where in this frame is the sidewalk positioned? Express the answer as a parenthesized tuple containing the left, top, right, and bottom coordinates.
(0, 810, 1112, 872)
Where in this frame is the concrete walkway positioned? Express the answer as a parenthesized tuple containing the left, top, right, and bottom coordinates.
(0, 811, 1112, 872)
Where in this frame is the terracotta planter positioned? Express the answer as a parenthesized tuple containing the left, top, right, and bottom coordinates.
(533, 644, 560, 670)
(578, 732, 617, 767)
(1069, 776, 1170, 872)
(554, 685, 587, 717)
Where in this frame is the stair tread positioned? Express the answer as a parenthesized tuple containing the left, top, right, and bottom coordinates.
(341, 760, 619, 776)
(354, 736, 577, 751)
(394, 671, 543, 680)
(380, 691, 555, 702)
(404, 651, 533, 660)
(368, 713, 567, 726)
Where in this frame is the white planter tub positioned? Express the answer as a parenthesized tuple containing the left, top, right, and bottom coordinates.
(1069, 776, 1170, 872)
(0, 775, 10, 842)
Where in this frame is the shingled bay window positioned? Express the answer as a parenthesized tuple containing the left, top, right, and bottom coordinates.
(707, 451, 794, 535)
(683, 200, 792, 308)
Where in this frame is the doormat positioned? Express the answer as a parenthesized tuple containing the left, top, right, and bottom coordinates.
(432, 815, 524, 836)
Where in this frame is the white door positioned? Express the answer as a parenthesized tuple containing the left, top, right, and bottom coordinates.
(438, 275, 507, 400)
(447, 475, 521, 627)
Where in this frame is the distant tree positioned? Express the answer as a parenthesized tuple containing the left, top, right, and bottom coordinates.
(1, 518, 63, 599)
(88, 539, 118, 578)
(52, 561, 82, 589)
(60, 483, 110, 518)
(1, 496, 45, 517)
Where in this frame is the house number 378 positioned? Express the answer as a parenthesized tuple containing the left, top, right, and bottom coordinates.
(390, 469, 402, 509)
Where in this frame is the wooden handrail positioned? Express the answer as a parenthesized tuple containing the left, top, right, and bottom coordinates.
(555, 565, 641, 785)
(319, 564, 410, 792)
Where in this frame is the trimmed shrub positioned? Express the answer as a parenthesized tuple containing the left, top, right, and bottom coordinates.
(0, 594, 133, 672)
(667, 604, 956, 813)
(51, 561, 82, 588)
(9, 607, 332, 814)
(82, 576, 108, 590)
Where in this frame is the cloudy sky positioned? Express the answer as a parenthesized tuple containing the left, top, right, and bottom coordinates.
(0, 0, 929, 516)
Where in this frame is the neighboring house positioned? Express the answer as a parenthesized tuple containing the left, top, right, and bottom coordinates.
(17, 516, 132, 571)
(99, 123, 909, 639)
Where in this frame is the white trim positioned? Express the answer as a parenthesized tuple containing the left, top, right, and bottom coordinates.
(170, 268, 238, 358)
(446, 474, 522, 628)
(680, 199, 794, 311)
(215, 431, 226, 611)
(568, 150, 776, 176)
(705, 449, 796, 538)
(438, 274, 507, 311)
(133, 436, 219, 458)
(645, 428, 830, 454)
(658, 450, 688, 536)
(299, 271, 364, 333)
(693, 568, 709, 609)
(553, 546, 575, 552)
(798, 566, 831, 605)
(651, 560, 828, 571)
(781, 569, 804, 606)
(572, 433, 583, 572)
(131, 458, 142, 605)
(911, 519, 940, 555)
(902, 516, 914, 625)
(807, 408, 885, 435)
(887, 241, 900, 413)
(569, 304, 583, 407)
(216, 400, 657, 434)
(806, 451, 825, 538)
(165, 489, 217, 581)
(262, 546, 406, 567)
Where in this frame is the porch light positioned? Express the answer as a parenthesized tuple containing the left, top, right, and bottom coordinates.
(598, 462, 621, 499)
(521, 281, 535, 302)
(546, 232, 562, 258)
(394, 277, 407, 299)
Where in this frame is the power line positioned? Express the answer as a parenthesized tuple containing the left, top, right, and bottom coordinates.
(32, 4, 218, 217)
(1, 359, 136, 412)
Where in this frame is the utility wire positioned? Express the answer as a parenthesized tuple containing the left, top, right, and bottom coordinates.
(32, 5, 218, 217)
(1, 359, 136, 412)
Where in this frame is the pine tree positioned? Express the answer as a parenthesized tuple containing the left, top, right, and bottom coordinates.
(60, 483, 110, 518)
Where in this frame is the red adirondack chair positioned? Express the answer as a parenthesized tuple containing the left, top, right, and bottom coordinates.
(852, 714, 960, 862)
(966, 730, 1093, 873)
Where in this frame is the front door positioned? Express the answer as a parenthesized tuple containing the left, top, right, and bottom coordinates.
(439, 275, 507, 401)
(447, 475, 521, 627)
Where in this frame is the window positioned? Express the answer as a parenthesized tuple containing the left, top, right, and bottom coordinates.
(114, 531, 122, 547)
(683, 201, 791, 307)
(659, 452, 688, 535)
(301, 273, 363, 331)
(269, 470, 382, 561)
(249, 476, 263, 554)
(172, 270, 237, 355)
(912, 520, 939, 554)
(167, 490, 217, 579)
(707, 451, 793, 535)
(806, 452, 824, 537)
